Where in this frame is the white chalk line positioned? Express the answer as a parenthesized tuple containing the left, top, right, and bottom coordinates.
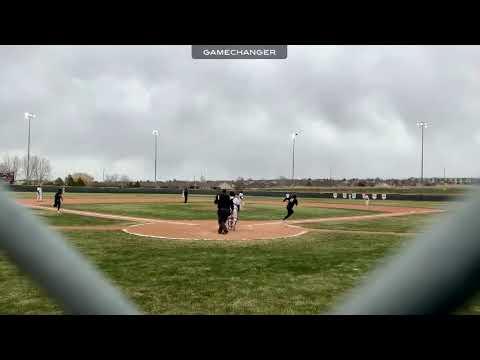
(287, 209, 445, 225)
(27, 204, 308, 240)
(25, 203, 443, 242)
(26, 205, 198, 226)
(122, 224, 309, 241)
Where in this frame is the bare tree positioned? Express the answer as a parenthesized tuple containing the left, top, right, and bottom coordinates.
(21, 155, 30, 180)
(1, 154, 12, 170)
(37, 158, 52, 184)
(20, 155, 52, 184)
(0, 155, 10, 173)
(234, 176, 245, 189)
(11, 155, 21, 179)
(72, 173, 94, 185)
(105, 174, 119, 182)
(0, 154, 22, 179)
(29, 155, 40, 183)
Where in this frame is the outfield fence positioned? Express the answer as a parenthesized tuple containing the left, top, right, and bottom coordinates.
(7, 184, 464, 201)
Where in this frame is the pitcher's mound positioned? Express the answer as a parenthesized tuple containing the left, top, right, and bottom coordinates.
(123, 220, 308, 241)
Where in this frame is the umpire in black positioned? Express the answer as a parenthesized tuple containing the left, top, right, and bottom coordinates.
(214, 189, 233, 234)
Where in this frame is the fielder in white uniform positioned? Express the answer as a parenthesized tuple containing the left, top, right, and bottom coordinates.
(239, 192, 245, 209)
(36, 186, 43, 201)
(232, 194, 241, 223)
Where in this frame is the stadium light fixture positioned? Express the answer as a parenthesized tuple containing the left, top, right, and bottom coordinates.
(416, 121, 430, 183)
(152, 130, 159, 185)
(24, 112, 36, 182)
(291, 131, 301, 187)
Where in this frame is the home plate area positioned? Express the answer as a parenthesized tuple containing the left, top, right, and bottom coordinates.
(123, 220, 309, 241)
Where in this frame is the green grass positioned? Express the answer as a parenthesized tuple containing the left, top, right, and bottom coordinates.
(30, 209, 129, 227)
(0, 229, 408, 314)
(64, 202, 377, 221)
(235, 196, 452, 209)
(300, 213, 448, 234)
(4, 192, 476, 314)
(2, 223, 480, 314)
(0, 260, 63, 314)
(304, 198, 451, 209)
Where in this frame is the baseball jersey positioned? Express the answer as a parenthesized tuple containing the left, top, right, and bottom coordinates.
(233, 196, 241, 210)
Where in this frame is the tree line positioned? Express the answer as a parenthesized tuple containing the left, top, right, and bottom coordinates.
(53, 173, 140, 187)
(0, 154, 51, 184)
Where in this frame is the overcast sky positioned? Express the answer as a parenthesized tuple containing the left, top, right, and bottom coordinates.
(1, 45, 479, 181)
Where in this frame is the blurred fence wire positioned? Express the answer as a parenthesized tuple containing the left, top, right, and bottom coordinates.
(332, 189, 480, 314)
(0, 186, 140, 314)
(2, 185, 480, 314)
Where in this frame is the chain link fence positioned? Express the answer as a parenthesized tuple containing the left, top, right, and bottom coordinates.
(2, 185, 480, 314)
(0, 186, 140, 314)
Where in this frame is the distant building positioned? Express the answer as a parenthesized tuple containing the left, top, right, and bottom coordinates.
(218, 182, 234, 190)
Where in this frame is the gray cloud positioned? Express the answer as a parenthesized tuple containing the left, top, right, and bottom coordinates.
(0, 45, 478, 181)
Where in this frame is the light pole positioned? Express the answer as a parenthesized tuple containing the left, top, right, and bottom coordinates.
(24, 112, 36, 182)
(291, 131, 300, 187)
(416, 121, 429, 184)
(152, 130, 159, 185)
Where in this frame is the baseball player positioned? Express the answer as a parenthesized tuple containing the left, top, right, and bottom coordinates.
(282, 193, 298, 221)
(239, 191, 245, 209)
(53, 188, 63, 214)
(36, 186, 42, 201)
(214, 189, 233, 234)
(183, 187, 189, 203)
(227, 191, 241, 231)
(233, 193, 241, 218)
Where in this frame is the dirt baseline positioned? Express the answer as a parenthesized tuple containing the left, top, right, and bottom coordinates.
(21, 206, 443, 242)
(124, 220, 309, 241)
(17, 195, 444, 241)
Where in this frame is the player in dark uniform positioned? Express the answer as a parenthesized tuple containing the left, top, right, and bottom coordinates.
(183, 187, 189, 203)
(214, 189, 233, 234)
(53, 188, 63, 214)
(282, 193, 298, 221)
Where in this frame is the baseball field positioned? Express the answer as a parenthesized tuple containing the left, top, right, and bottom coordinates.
(2, 191, 480, 314)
